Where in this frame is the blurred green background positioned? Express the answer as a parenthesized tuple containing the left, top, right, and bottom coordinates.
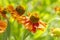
(0, 0, 60, 40)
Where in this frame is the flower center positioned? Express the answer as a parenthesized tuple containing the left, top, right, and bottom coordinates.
(2, 9, 7, 14)
(30, 16, 39, 23)
(16, 6, 25, 16)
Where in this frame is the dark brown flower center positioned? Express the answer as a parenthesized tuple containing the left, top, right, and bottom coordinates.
(2, 9, 7, 14)
(16, 6, 25, 16)
(30, 16, 39, 23)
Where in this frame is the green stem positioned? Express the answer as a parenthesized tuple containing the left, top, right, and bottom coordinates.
(17, 23, 22, 40)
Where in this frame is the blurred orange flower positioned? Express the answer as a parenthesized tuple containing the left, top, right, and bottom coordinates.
(6, 5, 25, 20)
(54, 6, 60, 11)
(0, 6, 7, 19)
(0, 20, 7, 33)
(19, 13, 47, 33)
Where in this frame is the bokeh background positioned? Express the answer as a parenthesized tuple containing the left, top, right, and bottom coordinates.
(0, 0, 60, 40)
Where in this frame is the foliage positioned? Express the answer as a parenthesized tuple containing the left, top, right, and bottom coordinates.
(0, 0, 60, 40)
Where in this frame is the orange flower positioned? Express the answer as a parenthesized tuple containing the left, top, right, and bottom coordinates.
(1, 9, 7, 18)
(6, 5, 20, 20)
(7, 5, 25, 15)
(18, 13, 47, 33)
(0, 6, 7, 19)
(54, 6, 60, 11)
(6, 5, 25, 20)
(0, 20, 7, 33)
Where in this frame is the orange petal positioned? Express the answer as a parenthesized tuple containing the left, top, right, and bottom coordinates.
(7, 5, 14, 12)
(39, 21, 47, 27)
